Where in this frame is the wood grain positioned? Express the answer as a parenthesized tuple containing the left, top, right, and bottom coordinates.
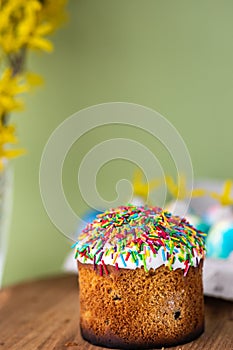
(0, 274, 232, 350)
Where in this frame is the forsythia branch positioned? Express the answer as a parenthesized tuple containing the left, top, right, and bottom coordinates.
(0, 0, 68, 168)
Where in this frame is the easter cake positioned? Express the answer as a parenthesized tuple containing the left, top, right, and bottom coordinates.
(74, 205, 206, 349)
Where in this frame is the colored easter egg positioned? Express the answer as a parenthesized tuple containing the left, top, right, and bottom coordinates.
(206, 219, 233, 259)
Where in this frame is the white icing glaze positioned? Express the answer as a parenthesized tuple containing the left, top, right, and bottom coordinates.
(76, 241, 202, 271)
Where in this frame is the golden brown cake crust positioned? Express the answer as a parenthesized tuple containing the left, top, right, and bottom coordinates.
(78, 261, 204, 349)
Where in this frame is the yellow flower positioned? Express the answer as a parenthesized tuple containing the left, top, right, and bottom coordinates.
(0, 0, 67, 54)
(132, 169, 161, 202)
(165, 175, 206, 200)
(27, 22, 54, 52)
(0, 0, 29, 53)
(0, 123, 17, 144)
(166, 175, 187, 200)
(16, 0, 49, 52)
(0, 123, 25, 170)
(39, 0, 68, 32)
(25, 72, 44, 88)
(210, 179, 233, 206)
(0, 68, 28, 115)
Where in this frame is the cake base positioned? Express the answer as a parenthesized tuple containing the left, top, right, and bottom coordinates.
(78, 261, 204, 349)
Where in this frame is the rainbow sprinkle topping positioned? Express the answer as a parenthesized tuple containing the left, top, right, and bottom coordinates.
(73, 205, 206, 276)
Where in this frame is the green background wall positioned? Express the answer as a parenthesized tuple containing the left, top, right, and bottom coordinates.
(3, 0, 233, 286)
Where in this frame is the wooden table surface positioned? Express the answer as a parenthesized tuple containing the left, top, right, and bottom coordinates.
(0, 274, 232, 350)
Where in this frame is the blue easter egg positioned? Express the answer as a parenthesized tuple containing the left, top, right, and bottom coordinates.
(206, 219, 233, 259)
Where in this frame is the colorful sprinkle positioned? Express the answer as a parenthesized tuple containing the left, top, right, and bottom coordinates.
(74, 205, 206, 275)
(102, 260, 109, 275)
(120, 253, 127, 267)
